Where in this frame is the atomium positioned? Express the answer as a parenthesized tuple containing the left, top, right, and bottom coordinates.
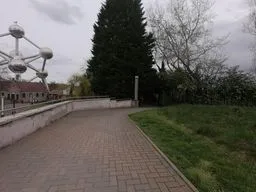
(0, 22, 53, 91)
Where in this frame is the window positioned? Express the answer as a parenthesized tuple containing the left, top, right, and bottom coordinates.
(22, 93, 26, 98)
(36, 93, 39, 97)
(1, 92, 4, 97)
(7, 94, 10, 100)
(42, 93, 45, 97)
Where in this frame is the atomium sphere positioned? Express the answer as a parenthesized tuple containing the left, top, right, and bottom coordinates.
(40, 47, 53, 60)
(8, 57, 27, 74)
(9, 23, 25, 39)
(36, 70, 48, 79)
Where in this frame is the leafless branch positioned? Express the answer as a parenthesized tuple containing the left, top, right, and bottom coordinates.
(147, 0, 228, 82)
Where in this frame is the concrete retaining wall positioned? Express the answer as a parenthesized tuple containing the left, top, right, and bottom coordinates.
(115, 100, 133, 108)
(73, 98, 111, 111)
(0, 98, 134, 149)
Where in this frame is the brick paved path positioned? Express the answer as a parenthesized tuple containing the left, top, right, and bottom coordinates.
(0, 108, 193, 192)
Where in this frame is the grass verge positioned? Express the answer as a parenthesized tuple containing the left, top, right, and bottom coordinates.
(129, 105, 256, 192)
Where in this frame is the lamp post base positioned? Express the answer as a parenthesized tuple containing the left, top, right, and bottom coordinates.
(133, 100, 139, 107)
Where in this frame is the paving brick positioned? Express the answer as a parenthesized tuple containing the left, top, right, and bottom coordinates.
(166, 181, 184, 188)
(131, 171, 139, 178)
(118, 180, 127, 192)
(146, 172, 160, 178)
(139, 174, 148, 184)
(0, 109, 194, 192)
(159, 172, 172, 177)
(148, 178, 159, 189)
(126, 179, 141, 185)
(117, 175, 131, 181)
(158, 183, 169, 192)
(156, 177, 176, 183)
(127, 185, 136, 192)
(134, 184, 151, 190)
(109, 176, 118, 186)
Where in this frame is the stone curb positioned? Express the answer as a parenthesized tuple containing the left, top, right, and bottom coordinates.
(128, 117, 199, 192)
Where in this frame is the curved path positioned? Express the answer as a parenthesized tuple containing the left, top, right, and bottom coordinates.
(0, 108, 193, 192)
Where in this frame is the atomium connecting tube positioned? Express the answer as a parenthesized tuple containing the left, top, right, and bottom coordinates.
(23, 54, 41, 60)
(23, 36, 41, 49)
(0, 50, 13, 59)
(0, 61, 9, 66)
(0, 33, 10, 38)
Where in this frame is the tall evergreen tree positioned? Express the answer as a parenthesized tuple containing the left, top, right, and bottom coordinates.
(87, 0, 159, 102)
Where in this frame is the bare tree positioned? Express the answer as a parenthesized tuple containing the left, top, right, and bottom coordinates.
(245, 0, 256, 35)
(148, 0, 227, 83)
(251, 52, 256, 75)
(244, 0, 256, 75)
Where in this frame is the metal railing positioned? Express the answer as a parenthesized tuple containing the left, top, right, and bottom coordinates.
(0, 96, 109, 117)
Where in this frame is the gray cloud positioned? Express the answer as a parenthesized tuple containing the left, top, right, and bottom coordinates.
(29, 0, 84, 25)
(213, 18, 254, 69)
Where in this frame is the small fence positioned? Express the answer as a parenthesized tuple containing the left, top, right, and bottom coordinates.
(0, 96, 109, 117)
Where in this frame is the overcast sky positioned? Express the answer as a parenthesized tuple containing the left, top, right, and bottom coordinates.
(0, 0, 253, 83)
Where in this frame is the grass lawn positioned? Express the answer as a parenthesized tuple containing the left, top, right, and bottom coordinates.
(130, 105, 256, 192)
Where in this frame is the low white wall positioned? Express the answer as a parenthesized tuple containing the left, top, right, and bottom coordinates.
(0, 98, 133, 149)
(73, 98, 111, 111)
(115, 100, 133, 108)
(110, 100, 117, 108)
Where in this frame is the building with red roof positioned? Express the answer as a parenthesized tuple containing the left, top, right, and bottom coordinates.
(0, 80, 48, 103)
